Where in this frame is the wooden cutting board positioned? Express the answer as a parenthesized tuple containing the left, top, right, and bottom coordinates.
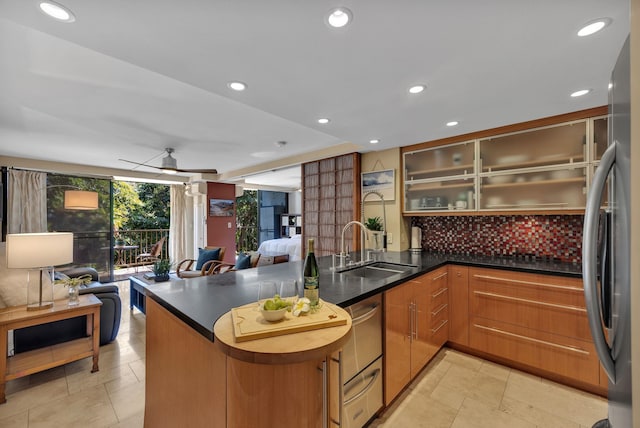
(230, 300, 348, 342)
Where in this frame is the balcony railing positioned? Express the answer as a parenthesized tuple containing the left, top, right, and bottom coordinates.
(114, 229, 169, 268)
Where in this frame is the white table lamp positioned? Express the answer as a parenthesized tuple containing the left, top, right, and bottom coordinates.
(6, 232, 74, 310)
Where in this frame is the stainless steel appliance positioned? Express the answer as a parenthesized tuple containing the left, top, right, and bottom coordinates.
(583, 35, 631, 428)
(338, 294, 383, 428)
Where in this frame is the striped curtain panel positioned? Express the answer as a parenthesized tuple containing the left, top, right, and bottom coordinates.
(7, 169, 47, 233)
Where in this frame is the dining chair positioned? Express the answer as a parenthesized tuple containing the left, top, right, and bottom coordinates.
(135, 236, 166, 271)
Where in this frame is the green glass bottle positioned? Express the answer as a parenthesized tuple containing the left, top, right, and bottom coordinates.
(303, 238, 319, 306)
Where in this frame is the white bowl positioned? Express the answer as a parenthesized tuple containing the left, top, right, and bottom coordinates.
(550, 169, 580, 180)
(486, 175, 512, 185)
(496, 154, 529, 165)
(260, 306, 287, 322)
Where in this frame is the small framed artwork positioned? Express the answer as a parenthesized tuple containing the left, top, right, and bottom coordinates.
(209, 199, 235, 216)
(361, 169, 395, 201)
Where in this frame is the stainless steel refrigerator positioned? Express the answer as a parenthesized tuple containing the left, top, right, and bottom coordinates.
(583, 35, 631, 428)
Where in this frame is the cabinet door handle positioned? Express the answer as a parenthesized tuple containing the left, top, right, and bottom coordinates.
(432, 287, 448, 298)
(473, 324, 590, 355)
(334, 351, 343, 428)
(431, 319, 448, 334)
(408, 303, 414, 341)
(472, 274, 583, 292)
(473, 291, 587, 313)
(322, 359, 327, 428)
(431, 303, 448, 317)
(432, 272, 448, 281)
(414, 303, 419, 339)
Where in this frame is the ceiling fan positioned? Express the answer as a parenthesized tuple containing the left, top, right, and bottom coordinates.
(119, 148, 218, 175)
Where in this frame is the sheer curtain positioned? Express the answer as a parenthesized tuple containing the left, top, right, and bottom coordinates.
(169, 184, 188, 264)
(7, 169, 47, 233)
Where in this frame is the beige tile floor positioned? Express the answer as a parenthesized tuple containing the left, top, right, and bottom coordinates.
(0, 279, 607, 427)
(369, 349, 607, 428)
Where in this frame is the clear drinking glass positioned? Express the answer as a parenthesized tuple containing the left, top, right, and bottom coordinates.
(258, 281, 277, 302)
(280, 279, 299, 303)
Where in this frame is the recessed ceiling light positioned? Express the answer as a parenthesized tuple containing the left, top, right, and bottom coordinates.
(369, 139, 380, 144)
(571, 89, 591, 97)
(228, 81, 247, 91)
(408, 85, 426, 94)
(326, 7, 352, 28)
(577, 18, 611, 37)
(446, 121, 459, 127)
(317, 118, 330, 124)
(39, 1, 75, 22)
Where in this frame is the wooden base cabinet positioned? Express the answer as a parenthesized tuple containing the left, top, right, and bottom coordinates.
(384, 267, 449, 404)
(448, 265, 469, 347)
(467, 267, 601, 388)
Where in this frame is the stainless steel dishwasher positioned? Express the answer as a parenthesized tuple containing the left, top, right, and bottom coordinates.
(335, 294, 383, 428)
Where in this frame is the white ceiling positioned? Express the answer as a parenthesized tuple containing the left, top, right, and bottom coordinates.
(0, 1, 630, 191)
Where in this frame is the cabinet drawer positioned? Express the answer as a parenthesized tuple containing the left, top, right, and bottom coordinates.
(469, 268, 590, 340)
(430, 308, 449, 349)
(470, 287, 590, 341)
(470, 317, 600, 386)
(429, 284, 449, 309)
(470, 268, 585, 307)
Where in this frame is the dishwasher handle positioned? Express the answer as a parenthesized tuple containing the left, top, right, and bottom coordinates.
(343, 368, 381, 406)
(351, 303, 380, 326)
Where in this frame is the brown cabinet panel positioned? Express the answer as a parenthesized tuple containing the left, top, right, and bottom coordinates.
(468, 267, 601, 388)
(470, 317, 600, 386)
(383, 267, 449, 405)
(469, 268, 590, 341)
(448, 265, 469, 346)
(384, 282, 412, 405)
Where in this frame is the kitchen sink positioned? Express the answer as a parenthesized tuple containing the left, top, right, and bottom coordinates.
(342, 262, 417, 279)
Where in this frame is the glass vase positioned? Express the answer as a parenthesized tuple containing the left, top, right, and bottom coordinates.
(68, 284, 80, 306)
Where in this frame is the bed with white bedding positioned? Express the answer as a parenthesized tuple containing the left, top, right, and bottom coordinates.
(257, 234, 302, 261)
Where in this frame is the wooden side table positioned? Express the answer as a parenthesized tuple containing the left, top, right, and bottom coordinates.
(0, 294, 102, 404)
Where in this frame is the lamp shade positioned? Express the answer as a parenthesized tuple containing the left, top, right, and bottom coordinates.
(64, 190, 98, 210)
(6, 232, 74, 268)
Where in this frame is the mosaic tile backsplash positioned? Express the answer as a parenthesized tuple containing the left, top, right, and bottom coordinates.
(411, 215, 584, 264)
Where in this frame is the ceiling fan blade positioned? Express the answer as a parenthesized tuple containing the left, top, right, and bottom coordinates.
(120, 150, 217, 175)
(176, 168, 219, 174)
(118, 158, 160, 169)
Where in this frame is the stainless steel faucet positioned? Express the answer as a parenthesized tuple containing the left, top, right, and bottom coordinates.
(361, 190, 386, 251)
(338, 220, 369, 269)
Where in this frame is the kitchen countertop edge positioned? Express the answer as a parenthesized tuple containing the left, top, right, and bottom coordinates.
(136, 252, 582, 343)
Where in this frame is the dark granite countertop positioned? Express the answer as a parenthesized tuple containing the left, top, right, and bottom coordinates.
(135, 251, 582, 341)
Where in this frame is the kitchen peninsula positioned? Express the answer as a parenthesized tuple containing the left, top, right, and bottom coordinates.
(136, 251, 586, 427)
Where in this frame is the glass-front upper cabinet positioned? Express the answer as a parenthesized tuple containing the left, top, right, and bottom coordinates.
(592, 116, 608, 161)
(404, 141, 475, 212)
(479, 166, 587, 210)
(479, 120, 588, 172)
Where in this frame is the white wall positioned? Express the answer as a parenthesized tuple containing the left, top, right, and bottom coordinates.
(288, 191, 302, 214)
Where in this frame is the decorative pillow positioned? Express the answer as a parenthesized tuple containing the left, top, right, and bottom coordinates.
(195, 248, 221, 270)
(234, 252, 252, 270)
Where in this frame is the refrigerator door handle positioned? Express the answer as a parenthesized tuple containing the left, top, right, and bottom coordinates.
(583, 142, 616, 382)
(597, 210, 612, 329)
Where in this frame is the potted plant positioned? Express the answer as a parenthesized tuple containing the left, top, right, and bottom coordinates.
(153, 259, 172, 282)
(55, 274, 93, 306)
(365, 217, 384, 251)
(365, 217, 383, 231)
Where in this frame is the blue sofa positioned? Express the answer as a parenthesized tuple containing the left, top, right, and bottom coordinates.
(13, 267, 122, 353)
